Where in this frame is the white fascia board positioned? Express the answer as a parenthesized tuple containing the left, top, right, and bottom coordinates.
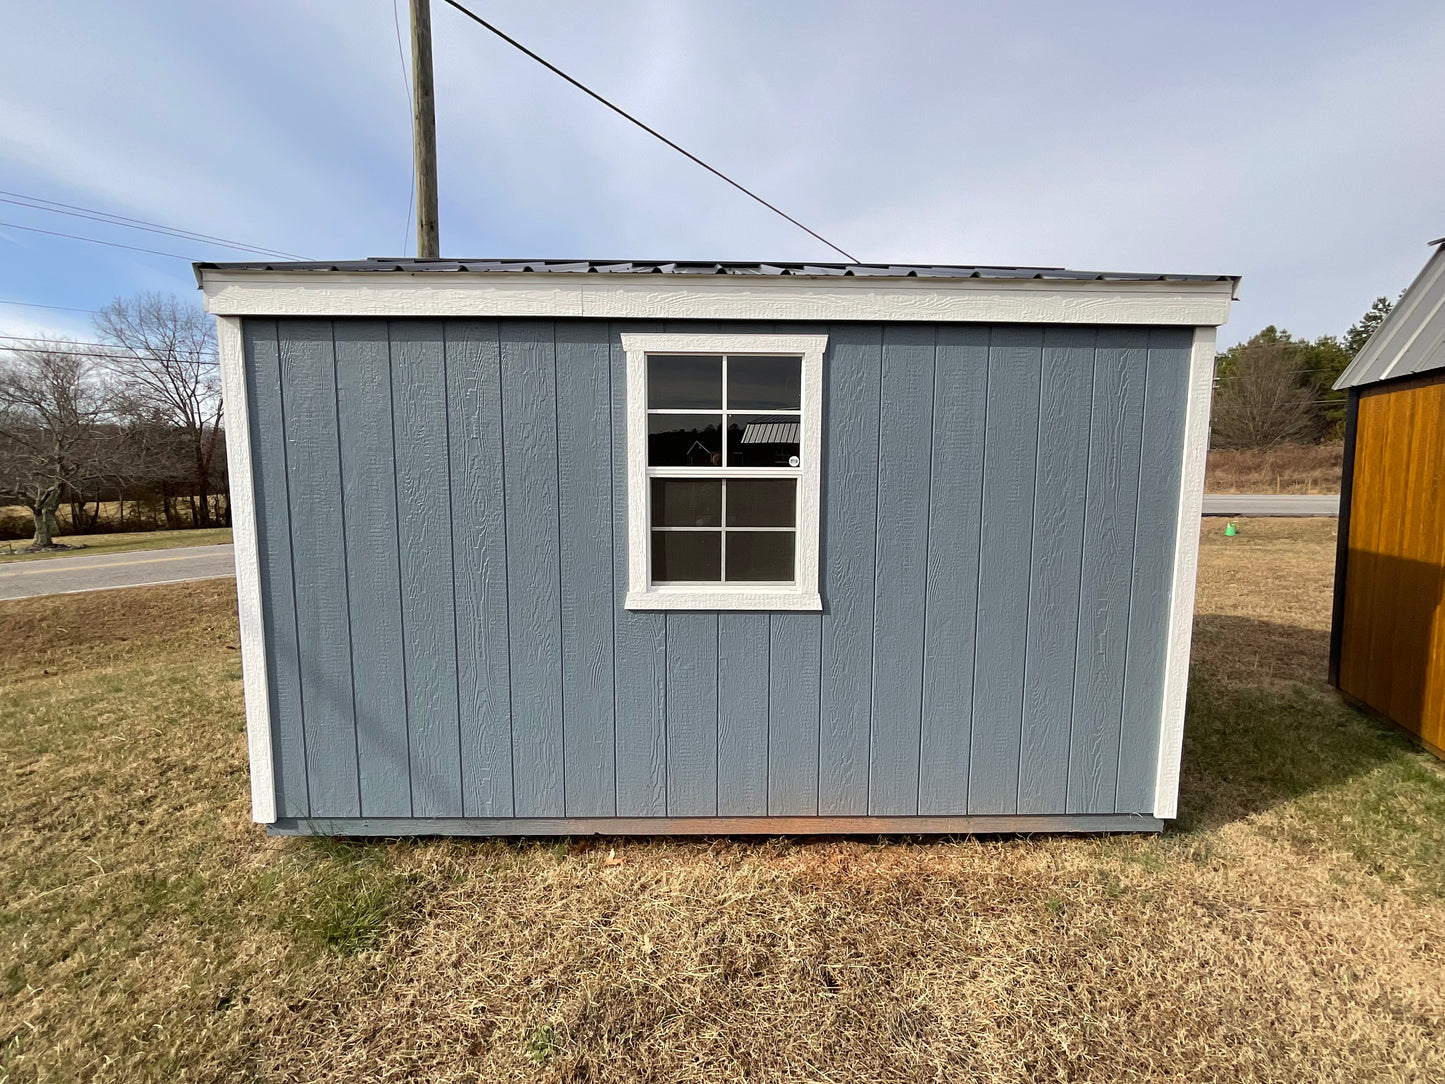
(200, 270, 1236, 327)
(216, 316, 276, 824)
(1154, 325, 1216, 819)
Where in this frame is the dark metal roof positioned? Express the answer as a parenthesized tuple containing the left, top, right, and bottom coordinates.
(193, 257, 1238, 287)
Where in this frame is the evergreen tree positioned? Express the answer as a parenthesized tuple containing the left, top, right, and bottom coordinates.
(1343, 296, 1394, 357)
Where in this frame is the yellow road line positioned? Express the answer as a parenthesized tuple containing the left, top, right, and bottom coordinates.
(1, 551, 229, 576)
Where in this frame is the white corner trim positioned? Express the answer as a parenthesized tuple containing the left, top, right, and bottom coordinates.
(622, 333, 825, 612)
(1154, 325, 1215, 819)
(217, 316, 276, 824)
(199, 270, 1236, 327)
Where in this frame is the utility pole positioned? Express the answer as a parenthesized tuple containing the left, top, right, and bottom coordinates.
(410, 0, 440, 257)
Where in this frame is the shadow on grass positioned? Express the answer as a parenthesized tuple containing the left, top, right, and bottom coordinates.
(1175, 615, 1445, 896)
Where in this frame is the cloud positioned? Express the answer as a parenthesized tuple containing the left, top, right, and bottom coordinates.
(0, 0, 1442, 346)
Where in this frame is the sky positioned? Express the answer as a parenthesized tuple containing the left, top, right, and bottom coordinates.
(1, 0, 1443, 349)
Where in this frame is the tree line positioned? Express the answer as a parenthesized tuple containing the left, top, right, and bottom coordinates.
(1210, 296, 1393, 449)
(0, 293, 227, 549)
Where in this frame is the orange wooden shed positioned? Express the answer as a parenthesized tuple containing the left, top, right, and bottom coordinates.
(1331, 239, 1445, 757)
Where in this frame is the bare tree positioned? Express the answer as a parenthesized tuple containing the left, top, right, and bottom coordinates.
(0, 344, 122, 549)
(95, 293, 224, 527)
(1211, 340, 1320, 450)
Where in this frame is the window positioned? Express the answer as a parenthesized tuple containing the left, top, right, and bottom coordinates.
(623, 333, 825, 610)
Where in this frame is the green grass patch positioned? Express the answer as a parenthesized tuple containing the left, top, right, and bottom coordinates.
(274, 840, 417, 956)
(1179, 675, 1445, 897)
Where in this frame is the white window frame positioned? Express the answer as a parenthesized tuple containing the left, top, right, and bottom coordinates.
(623, 332, 826, 611)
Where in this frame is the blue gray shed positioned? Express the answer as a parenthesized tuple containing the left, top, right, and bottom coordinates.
(199, 259, 1236, 835)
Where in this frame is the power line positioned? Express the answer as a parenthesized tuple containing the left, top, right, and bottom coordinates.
(392, 0, 417, 255)
(0, 219, 196, 260)
(0, 298, 99, 315)
(0, 334, 215, 367)
(437, 0, 859, 263)
(0, 346, 204, 366)
(0, 347, 139, 365)
(0, 347, 217, 370)
(0, 188, 311, 261)
(0, 332, 210, 354)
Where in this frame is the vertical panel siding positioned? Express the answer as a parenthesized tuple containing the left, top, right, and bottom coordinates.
(1357, 392, 1416, 716)
(918, 326, 989, 814)
(717, 613, 770, 815)
(391, 321, 463, 816)
(819, 324, 883, 814)
(768, 614, 823, 815)
(1115, 328, 1191, 811)
(501, 321, 565, 817)
(610, 323, 668, 816)
(335, 320, 410, 816)
(1379, 385, 1445, 742)
(666, 613, 719, 815)
(445, 321, 514, 817)
(251, 317, 1190, 826)
(556, 322, 617, 816)
(868, 325, 937, 814)
(1068, 328, 1149, 813)
(968, 327, 1044, 814)
(1016, 327, 1094, 814)
(277, 321, 359, 817)
(245, 320, 308, 818)
(1340, 375, 1445, 753)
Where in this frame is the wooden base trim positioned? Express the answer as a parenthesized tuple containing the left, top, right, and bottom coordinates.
(268, 813, 1164, 837)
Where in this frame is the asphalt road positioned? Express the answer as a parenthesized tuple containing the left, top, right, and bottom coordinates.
(0, 544, 237, 601)
(0, 495, 1339, 600)
(1200, 493, 1340, 517)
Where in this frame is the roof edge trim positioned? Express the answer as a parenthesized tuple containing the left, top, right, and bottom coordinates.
(199, 268, 1237, 327)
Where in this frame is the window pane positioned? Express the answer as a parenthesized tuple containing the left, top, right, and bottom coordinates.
(652, 479, 721, 527)
(726, 414, 800, 467)
(726, 531, 794, 582)
(649, 355, 722, 409)
(652, 530, 721, 582)
(726, 479, 796, 527)
(649, 414, 723, 467)
(728, 355, 801, 410)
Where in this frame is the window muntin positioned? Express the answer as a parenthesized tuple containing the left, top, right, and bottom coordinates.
(624, 333, 825, 611)
(647, 354, 801, 585)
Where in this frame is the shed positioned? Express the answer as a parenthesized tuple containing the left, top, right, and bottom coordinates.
(198, 258, 1237, 836)
(1330, 240, 1445, 757)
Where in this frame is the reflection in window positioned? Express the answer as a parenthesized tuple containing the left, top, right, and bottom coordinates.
(726, 355, 801, 410)
(648, 355, 722, 409)
(646, 354, 802, 584)
(648, 415, 723, 467)
(727, 415, 801, 467)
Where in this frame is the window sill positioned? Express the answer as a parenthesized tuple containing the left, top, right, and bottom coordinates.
(625, 589, 822, 612)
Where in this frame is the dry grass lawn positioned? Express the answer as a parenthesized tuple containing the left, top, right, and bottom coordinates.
(1205, 442, 1343, 494)
(3, 518, 1445, 1082)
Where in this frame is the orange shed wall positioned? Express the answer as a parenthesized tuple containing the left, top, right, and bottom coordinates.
(1337, 371, 1445, 754)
